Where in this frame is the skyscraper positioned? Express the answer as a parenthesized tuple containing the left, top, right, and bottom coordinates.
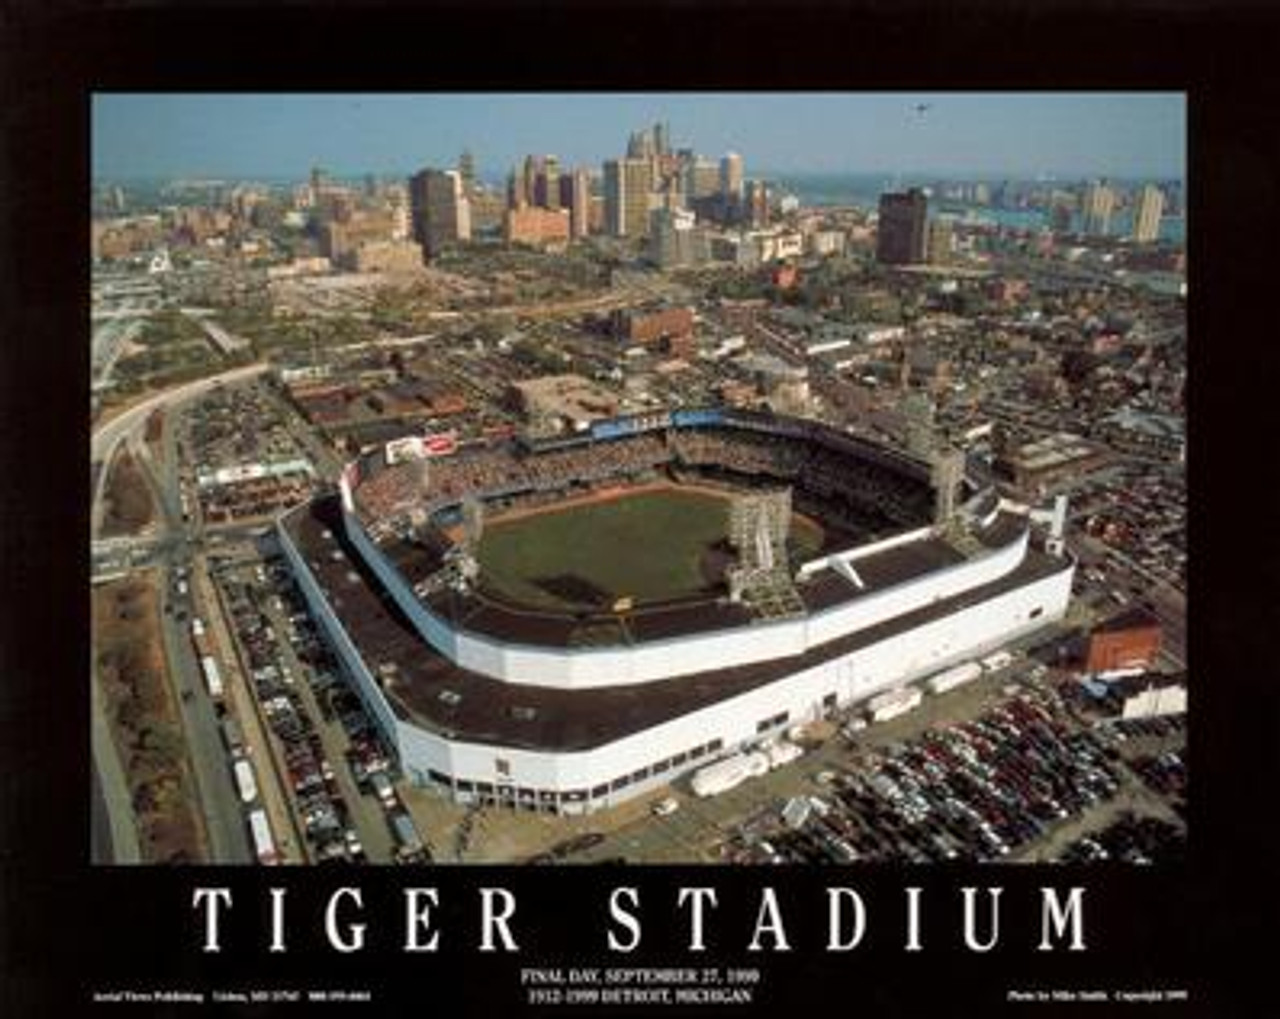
(745, 179, 770, 229)
(538, 155, 560, 211)
(521, 155, 539, 209)
(928, 218, 954, 265)
(720, 152, 744, 202)
(1082, 181, 1115, 236)
(409, 168, 471, 259)
(654, 121, 670, 157)
(876, 188, 929, 265)
(684, 158, 720, 201)
(1132, 184, 1164, 243)
(559, 168, 592, 239)
(627, 129, 654, 160)
(458, 150, 476, 195)
(604, 158, 654, 238)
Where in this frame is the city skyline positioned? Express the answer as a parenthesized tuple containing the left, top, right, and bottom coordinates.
(93, 93, 1186, 182)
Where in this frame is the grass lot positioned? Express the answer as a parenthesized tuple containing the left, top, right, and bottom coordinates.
(101, 448, 156, 538)
(94, 575, 206, 863)
(477, 487, 824, 612)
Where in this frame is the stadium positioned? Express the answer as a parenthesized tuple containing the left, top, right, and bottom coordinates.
(278, 407, 1075, 815)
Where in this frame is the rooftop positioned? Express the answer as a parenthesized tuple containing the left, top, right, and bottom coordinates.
(283, 496, 1064, 752)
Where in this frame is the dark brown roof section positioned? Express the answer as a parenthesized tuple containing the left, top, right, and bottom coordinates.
(283, 496, 1067, 753)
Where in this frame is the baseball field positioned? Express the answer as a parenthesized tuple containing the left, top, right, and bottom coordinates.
(475, 486, 825, 612)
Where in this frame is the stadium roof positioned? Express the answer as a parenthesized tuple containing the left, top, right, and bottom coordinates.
(284, 496, 1064, 752)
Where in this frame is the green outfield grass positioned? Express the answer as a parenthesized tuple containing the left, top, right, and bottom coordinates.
(477, 488, 824, 612)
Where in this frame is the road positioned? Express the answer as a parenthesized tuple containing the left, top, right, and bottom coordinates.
(89, 361, 269, 863)
(91, 363, 268, 547)
(90, 674, 142, 864)
(155, 561, 253, 863)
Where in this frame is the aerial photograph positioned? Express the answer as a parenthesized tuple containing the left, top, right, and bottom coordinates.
(90, 92, 1187, 868)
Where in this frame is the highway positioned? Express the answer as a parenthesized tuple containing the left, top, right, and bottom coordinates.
(128, 429, 253, 864)
(90, 361, 269, 863)
(91, 362, 269, 535)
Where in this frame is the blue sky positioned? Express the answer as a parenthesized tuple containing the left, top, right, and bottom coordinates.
(92, 93, 1185, 182)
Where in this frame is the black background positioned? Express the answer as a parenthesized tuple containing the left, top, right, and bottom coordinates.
(2, 2, 1277, 1015)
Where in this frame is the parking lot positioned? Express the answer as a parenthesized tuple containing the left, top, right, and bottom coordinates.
(566, 665, 1185, 866)
(213, 549, 412, 864)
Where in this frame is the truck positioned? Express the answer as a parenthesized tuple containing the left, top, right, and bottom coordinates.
(762, 739, 804, 770)
(199, 656, 224, 699)
(220, 716, 245, 757)
(232, 759, 259, 805)
(925, 661, 982, 696)
(247, 808, 279, 865)
(866, 686, 923, 723)
(371, 770, 397, 808)
(981, 650, 1014, 674)
(690, 751, 769, 798)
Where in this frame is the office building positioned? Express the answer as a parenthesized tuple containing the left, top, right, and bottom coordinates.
(521, 155, 539, 209)
(1082, 181, 1115, 237)
(684, 158, 721, 201)
(559, 168, 592, 239)
(537, 155, 560, 211)
(720, 152, 744, 200)
(1132, 184, 1164, 243)
(409, 168, 471, 259)
(876, 188, 929, 265)
(745, 180, 770, 229)
(458, 150, 476, 195)
(604, 158, 654, 238)
(928, 218, 954, 265)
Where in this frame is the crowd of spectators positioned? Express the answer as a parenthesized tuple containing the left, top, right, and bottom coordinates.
(354, 424, 935, 542)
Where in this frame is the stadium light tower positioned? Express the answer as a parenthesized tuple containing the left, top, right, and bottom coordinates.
(931, 447, 965, 526)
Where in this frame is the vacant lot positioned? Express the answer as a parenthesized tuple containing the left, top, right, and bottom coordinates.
(94, 575, 206, 863)
(101, 448, 155, 537)
(476, 485, 824, 612)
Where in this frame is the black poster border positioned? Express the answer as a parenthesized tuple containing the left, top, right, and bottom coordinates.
(2, 3, 1277, 1016)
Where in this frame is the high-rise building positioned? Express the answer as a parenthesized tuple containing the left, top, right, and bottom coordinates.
(627, 129, 654, 160)
(684, 158, 720, 201)
(409, 168, 471, 259)
(559, 168, 592, 239)
(928, 218, 954, 265)
(458, 151, 476, 195)
(720, 152, 744, 201)
(654, 121, 670, 157)
(1132, 184, 1164, 243)
(876, 188, 929, 264)
(537, 155, 560, 210)
(745, 179, 770, 229)
(521, 155, 540, 209)
(604, 158, 654, 238)
(1082, 181, 1115, 236)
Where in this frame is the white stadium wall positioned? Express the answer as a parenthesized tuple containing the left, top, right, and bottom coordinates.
(284, 500, 1074, 814)
(342, 503, 1037, 691)
(394, 563, 1072, 814)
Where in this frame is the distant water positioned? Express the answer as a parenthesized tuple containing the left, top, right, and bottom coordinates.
(771, 173, 1185, 245)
